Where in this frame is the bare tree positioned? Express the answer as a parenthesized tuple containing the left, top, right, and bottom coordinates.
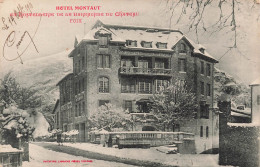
(163, 0, 260, 62)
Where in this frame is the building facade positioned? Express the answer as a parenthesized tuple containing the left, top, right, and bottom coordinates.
(55, 20, 218, 153)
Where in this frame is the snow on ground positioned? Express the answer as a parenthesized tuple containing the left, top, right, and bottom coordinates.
(43, 142, 221, 167)
(23, 143, 137, 167)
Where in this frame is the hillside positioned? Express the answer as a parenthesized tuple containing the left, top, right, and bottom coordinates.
(5, 51, 250, 112)
(214, 68, 250, 107)
(10, 50, 73, 108)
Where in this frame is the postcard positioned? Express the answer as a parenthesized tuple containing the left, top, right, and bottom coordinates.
(0, 0, 260, 166)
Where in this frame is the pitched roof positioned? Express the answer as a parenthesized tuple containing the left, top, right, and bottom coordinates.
(56, 73, 74, 86)
(250, 77, 260, 86)
(75, 20, 218, 63)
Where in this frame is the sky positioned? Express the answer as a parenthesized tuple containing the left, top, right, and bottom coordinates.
(0, 0, 259, 84)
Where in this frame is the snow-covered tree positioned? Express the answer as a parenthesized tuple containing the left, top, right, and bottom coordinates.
(148, 78, 198, 130)
(1, 105, 50, 142)
(88, 103, 132, 132)
(0, 72, 41, 110)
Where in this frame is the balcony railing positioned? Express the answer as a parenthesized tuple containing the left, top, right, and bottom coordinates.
(120, 67, 171, 76)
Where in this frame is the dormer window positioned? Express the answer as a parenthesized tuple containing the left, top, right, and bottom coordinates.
(99, 36, 108, 47)
(156, 42, 167, 49)
(180, 43, 187, 53)
(141, 41, 152, 48)
(126, 40, 137, 47)
(199, 48, 205, 54)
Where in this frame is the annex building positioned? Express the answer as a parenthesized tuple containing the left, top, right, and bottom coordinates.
(54, 20, 219, 153)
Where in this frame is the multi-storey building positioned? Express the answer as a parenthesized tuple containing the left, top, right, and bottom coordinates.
(55, 20, 218, 153)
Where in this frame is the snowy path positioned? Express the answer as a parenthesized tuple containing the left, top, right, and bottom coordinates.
(23, 143, 137, 167)
(33, 142, 226, 167)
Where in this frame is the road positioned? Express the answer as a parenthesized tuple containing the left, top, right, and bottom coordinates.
(23, 143, 137, 167)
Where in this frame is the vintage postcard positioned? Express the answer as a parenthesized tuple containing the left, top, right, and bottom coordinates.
(0, 0, 260, 166)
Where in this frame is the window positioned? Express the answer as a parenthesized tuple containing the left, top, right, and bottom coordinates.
(141, 41, 152, 48)
(75, 82, 78, 94)
(199, 48, 205, 54)
(82, 57, 85, 70)
(138, 103, 149, 113)
(200, 81, 204, 95)
(75, 63, 78, 73)
(79, 60, 81, 72)
(206, 63, 211, 76)
(98, 77, 109, 93)
(124, 101, 133, 113)
(206, 126, 209, 138)
(138, 80, 152, 94)
(138, 60, 149, 68)
(82, 78, 85, 91)
(97, 55, 110, 68)
(155, 60, 165, 69)
(75, 104, 78, 117)
(121, 78, 135, 93)
(99, 36, 108, 47)
(200, 61, 204, 74)
(257, 95, 260, 105)
(156, 42, 167, 49)
(126, 40, 137, 47)
(207, 84, 211, 96)
(99, 100, 110, 107)
(156, 79, 169, 92)
(78, 81, 81, 93)
(178, 58, 187, 72)
(180, 43, 186, 53)
(200, 104, 209, 119)
(82, 102, 85, 115)
(200, 126, 203, 137)
(78, 103, 81, 116)
(121, 59, 134, 67)
(173, 124, 180, 132)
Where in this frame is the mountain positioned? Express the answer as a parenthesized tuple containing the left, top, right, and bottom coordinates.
(10, 50, 73, 108)
(214, 67, 250, 107)
(5, 50, 251, 111)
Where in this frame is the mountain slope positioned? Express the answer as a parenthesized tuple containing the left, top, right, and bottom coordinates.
(10, 50, 73, 107)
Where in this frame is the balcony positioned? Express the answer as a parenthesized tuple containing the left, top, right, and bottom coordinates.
(120, 67, 171, 76)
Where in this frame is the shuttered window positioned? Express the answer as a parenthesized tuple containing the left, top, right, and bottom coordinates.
(206, 63, 211, 76)
(201, 61, 204, 74)
(178, 58, 187, 72)
(97, 55, 110, 68)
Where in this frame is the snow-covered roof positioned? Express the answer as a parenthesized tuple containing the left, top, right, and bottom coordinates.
(73, 20, 218, 63)
(250, 77, 260, 86)
(52, 99, 60, 114)
(56, 73, 74, 86)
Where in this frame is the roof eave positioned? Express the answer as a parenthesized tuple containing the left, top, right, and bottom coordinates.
(121, 47, 174, 53)
(193, 52, 218, 63)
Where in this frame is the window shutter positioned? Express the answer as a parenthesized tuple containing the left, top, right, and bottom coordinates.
(184, 59, 187, 72)
(178, 59, 181, 71)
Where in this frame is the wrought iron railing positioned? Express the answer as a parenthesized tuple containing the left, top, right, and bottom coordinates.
(120, 67, 171, 76)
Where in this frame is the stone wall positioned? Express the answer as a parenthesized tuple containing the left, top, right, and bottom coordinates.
(218, 101, 260, 167)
